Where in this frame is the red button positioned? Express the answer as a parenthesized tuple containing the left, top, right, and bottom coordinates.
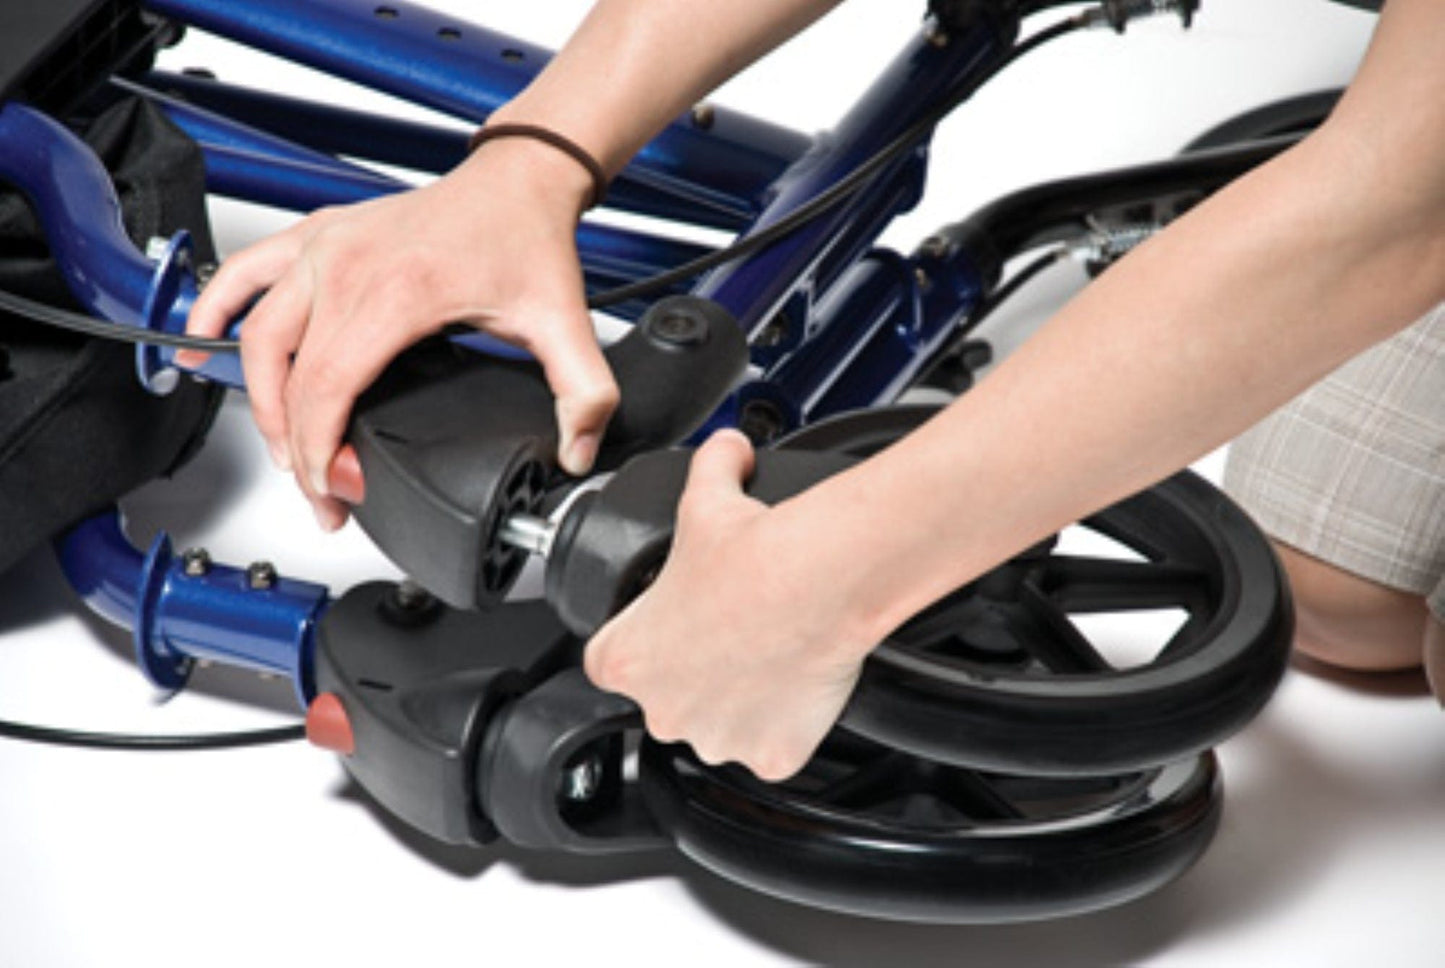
(306, 692, 355, 756)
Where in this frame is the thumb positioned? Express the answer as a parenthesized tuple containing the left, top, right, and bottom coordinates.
(681, 429, 757, 515)
(533, 317, 619, 476)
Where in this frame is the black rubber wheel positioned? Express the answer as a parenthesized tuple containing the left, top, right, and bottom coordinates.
(1182, 90, 1341, 155)
(640, 732, 1222, 923)
(781, 407, 1293, 775)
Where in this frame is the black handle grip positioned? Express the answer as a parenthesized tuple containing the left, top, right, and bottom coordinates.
(544, 447, 857, 637)
(348, 296, 748, 610)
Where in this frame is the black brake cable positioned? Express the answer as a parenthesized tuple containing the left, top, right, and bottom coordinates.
(0, 16, 1083, 753)
(0, 718, 305, 751)
(585, 15, 1082, 308)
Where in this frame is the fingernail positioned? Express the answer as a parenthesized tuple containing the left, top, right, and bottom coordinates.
(267, 441, 291, 472)
(561, 432, 600, 477)
(173, 349, 201, 369)
(308, 468, 330, 498)
(329, 455, 365, 506)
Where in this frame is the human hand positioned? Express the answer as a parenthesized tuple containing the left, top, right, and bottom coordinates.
(583, 430, 876, 781)
(179, 137, 617, 530)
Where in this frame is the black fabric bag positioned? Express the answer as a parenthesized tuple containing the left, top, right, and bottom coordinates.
(0, 96, 222, 575)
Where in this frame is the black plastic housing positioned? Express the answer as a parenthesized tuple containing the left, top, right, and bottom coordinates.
(348, 296, 747, 610)
(545, 447, 857, 637)
(313, 582, 579, 846)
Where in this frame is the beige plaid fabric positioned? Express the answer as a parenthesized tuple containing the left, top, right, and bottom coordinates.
(1223, 301, 1445, 621)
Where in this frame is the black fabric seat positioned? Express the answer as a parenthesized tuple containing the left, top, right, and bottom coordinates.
(0, 96, 221, 575)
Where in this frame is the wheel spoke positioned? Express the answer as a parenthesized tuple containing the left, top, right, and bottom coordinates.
(1015, 584, 1113, 673)
(930, 767, 1027, 821)
(1034, 555, 1212, 614)
(811, 752, 913, 810)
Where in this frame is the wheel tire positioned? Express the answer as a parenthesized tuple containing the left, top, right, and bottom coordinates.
(640, 735, 1222, 924)
(782, 407, 1293, 775)
(1183, 90, 1341, 154)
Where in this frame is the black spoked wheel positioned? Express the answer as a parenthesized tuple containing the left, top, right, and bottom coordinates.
(781, 407, 1293, 775)
(1183, 90, 1341, 154)
(640, 731, 1222, 923)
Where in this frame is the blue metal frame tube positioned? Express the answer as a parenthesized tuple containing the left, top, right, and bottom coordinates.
(56, 513, 327, 707)
(147, 69, 474, 175)
(695, 21, 1004, 345)
(143, 0, 809, 221)
(145, 70, 756, 231)
(0, 103, 175, 330)
(0, 102, 246, 386)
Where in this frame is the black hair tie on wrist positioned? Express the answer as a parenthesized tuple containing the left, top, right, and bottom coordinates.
(468, 123, 609, 209)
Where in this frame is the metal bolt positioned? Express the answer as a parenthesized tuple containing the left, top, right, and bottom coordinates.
(181, 547, 211, 577)
(753, 314, 790, 349)
(924, 20, 950, 48)
(690, 102, 716, 130)
(919, 235, 950, 260)
(246, 560, 278, 590)
(649, 309, 709, 347)
(497, 513, 556, 558)
(562, 756, 604, 803)
(738, 399, 786, 445)
(145, 236, 170, 262)
(195, 261, 218, 289)
(392, 579, 433, 612)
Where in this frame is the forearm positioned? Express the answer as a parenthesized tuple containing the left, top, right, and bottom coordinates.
(486, 0, 844, 175)
(800, 0, 1445, 645)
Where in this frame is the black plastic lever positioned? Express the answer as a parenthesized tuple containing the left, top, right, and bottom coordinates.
(544, 447, 857, 637)
(347, 296, 748, 610)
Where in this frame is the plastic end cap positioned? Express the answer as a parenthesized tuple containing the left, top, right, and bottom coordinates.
(305, 692, 355, 756)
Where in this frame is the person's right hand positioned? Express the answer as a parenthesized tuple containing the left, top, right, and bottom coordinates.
(179, 135, 618, 530)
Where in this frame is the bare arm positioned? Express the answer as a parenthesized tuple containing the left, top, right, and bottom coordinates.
(586, 0, 1445, 780)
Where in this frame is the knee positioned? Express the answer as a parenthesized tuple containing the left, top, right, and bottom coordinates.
(1425, 619, 1445, 704)
(1273, 542, 1428, 673)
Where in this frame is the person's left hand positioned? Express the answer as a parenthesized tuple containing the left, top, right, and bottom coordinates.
(583, 430, 876, 781)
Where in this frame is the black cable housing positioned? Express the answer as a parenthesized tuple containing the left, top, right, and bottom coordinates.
(0, 717, 305, 750)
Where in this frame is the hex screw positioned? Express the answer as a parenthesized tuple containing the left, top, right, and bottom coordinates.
(246, 561, 278, 591)
(690, 102, 716, 130)
(649, 309, 709, 347)
(181, 547, 211, 577)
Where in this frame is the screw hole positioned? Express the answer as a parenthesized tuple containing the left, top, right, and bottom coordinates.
(438, 26, 462, 41)
(374, 6, 399, 19)
(500, 48, 525, 62)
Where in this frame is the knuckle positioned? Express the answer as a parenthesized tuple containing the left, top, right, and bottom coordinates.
(643, 707, 683, 744)
(247, 399, 285, 442)
(751, 746, 803, 783)
(584, 640, 630, 692)
(690, 739, 727, 767)
(294, 355, 351, 401)
(581, 377, 621, 416)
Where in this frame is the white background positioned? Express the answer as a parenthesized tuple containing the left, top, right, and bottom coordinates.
(4, 1, 1441, 966)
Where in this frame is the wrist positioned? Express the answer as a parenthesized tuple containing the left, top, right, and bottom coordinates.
(454, 119, 600, 220)
(468, 123, 609, 210)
